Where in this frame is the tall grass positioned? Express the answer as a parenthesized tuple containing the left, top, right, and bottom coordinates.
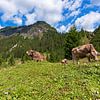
(0, 61, 100, 99)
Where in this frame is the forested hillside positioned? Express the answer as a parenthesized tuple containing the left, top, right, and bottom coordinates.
(91, 26, 100, 52)
(0, 21, 99, 63)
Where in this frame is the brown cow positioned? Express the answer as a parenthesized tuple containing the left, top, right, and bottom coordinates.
(72, 44, 100, 63)
(26, 50, 46, 61)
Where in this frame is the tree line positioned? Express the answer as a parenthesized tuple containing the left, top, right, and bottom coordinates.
(0, 26, 99, 65)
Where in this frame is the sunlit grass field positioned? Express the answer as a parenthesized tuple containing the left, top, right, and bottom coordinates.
(0, 60, 100, 100)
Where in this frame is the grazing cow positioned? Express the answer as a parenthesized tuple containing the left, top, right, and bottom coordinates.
(61, 59, 68, 65)
(26, 50, 46, 61)
(72, 44, 100, 63)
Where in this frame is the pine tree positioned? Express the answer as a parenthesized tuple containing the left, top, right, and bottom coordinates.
(65, 26, 82, 59)
(91, 26, 100, 51)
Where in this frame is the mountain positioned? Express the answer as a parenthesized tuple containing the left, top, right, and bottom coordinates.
(0, 21, 99, 62)
(0, 21, 65, 62)
(0, 21, 57, 38)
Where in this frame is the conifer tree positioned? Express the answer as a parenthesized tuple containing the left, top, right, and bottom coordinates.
(91, 26, 100, 51)
(65, 26, 81, 59)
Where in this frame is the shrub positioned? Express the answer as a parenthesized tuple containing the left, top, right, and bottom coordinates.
(0, 54, 3, 65)
(8, 54, 15, 66)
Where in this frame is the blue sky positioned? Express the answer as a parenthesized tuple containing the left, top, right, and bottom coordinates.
(0, 0, 100, 32)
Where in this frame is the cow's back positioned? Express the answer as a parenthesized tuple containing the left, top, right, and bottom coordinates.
(72, 44, 92, 54)
(71, 44, 99, 62)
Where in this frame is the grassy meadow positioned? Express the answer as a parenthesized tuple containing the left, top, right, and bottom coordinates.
(0, 61, 100, 100)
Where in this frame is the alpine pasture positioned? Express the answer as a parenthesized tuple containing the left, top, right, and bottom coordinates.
(0, 61, 100, 100)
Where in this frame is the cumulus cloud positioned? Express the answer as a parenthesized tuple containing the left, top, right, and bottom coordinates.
(63, 0, 82, 27)
(64, 0, 82, 11)
(57, 25, 67, 32)
(25, 13, 37, 25)
(66, 23, 74, 32)
(69, 9, 81, 17)
(0, 25, 3, 29)
(0, 0, 99, 33)
(12, 17, 22, 25)
(0, 0, 83, 26)
(25, 0, 64, 25)
(0, 0, 17, 13)
(0, 0, 64, 25)
(75, 12, 100, 32)
(66, 9, 81, 19)
(69, 0, 82, 11)
(57, 23, 73, 32)
(91, 0, 100, 6)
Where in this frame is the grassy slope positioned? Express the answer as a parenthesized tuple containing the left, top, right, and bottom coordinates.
(0, 61, 100, 100)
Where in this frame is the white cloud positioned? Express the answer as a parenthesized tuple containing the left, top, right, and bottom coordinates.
(75, 12, 100, 32)
(1, 13, 22, 25)
(91, 0, 100, 6)
(66, 24, 74, 32)
(0, 0, 17, 22)
(0, 0, 83, 27)
(63, 0, 82, 26)
(0, 25, 3, 29)
(0, 0, 17, 13)
(25, 13, 37, 25)
(69, 9, 81, 17)
(0, 0, 64, 25)
(58, 25, 67, 32)
(12, 0, 35, 14)
(12, 17, 22, 25)
(25, 0, 64, 25)
(66, 9, 81, 20)
(0, 0, 99, 33)
(69, 0, 82, 11)
(64, 0, 82, 11)
(57, 23, 73, 32)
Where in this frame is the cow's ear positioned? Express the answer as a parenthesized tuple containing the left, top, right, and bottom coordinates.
(30, 50, 33, 53)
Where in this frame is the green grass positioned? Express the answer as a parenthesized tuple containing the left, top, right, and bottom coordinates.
(0, 61, 100, 100)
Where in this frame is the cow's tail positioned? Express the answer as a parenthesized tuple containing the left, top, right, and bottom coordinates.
(97, 52, 100, 56)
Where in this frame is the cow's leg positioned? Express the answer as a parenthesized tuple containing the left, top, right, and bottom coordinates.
(97, 52, 100, 61)
(72, 55, 79, 64)
(94, 56, 98, 61)
(87, 53, 91, 62)
(97, 52, 100, 56)
(72, 53, 76, 63)
(87, 56, 91, 62)
(76, 58, 79, 64)
(91, 51, 98, 61)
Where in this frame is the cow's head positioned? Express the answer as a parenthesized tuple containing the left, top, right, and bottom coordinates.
(26, 50, 35, 56)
